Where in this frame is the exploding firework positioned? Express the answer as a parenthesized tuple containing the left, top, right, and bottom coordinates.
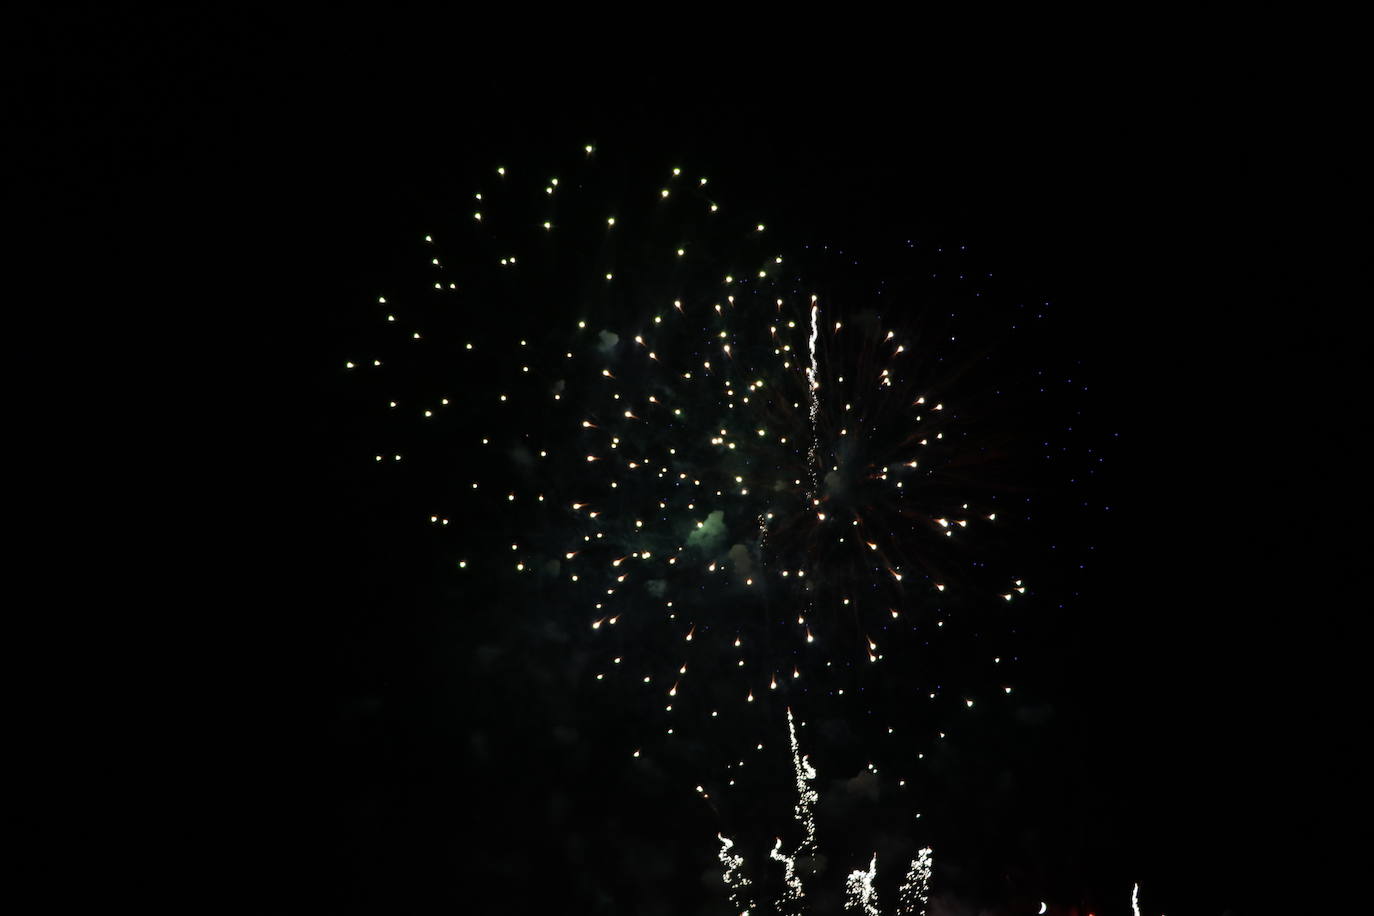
(342, 143, 1088, 792)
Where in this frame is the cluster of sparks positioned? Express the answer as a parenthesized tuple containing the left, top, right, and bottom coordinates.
(345, 144, 1052, 790)
(718, 709, 934, 916)
(718, 718, 1148, 916)
(896, 847, 934, 915)
(717, 833, 753, 916)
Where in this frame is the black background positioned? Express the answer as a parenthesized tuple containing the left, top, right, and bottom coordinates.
(27, 13, 1355, 915)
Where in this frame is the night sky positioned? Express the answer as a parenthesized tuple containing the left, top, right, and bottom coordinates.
(298, 88, 1281, 914)
(33, 17, 1356, 915)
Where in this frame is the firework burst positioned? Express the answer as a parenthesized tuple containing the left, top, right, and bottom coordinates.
(343, 143, 1085, 792)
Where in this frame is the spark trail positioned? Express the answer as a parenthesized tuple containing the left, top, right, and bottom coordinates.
(718, 708, 933, 916)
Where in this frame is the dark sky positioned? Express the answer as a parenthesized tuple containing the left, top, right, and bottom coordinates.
(32, 15, 1354, 915)
(290, 82, 1294, 913)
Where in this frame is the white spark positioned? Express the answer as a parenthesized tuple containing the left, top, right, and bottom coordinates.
(844, 853, 880, 915)
(805, 298, 821, 502)
(717, 833, 756, 915)
(896, 846, 933, 915)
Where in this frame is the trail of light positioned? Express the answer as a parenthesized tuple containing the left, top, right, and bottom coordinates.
(788, 708, 818, 860)
(769, 837, 804, 912)
(800, 299, 823, 665)
(717, 832, 756, 916)
(805, 298, 820, 502)
(764, 708, 819, 913)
